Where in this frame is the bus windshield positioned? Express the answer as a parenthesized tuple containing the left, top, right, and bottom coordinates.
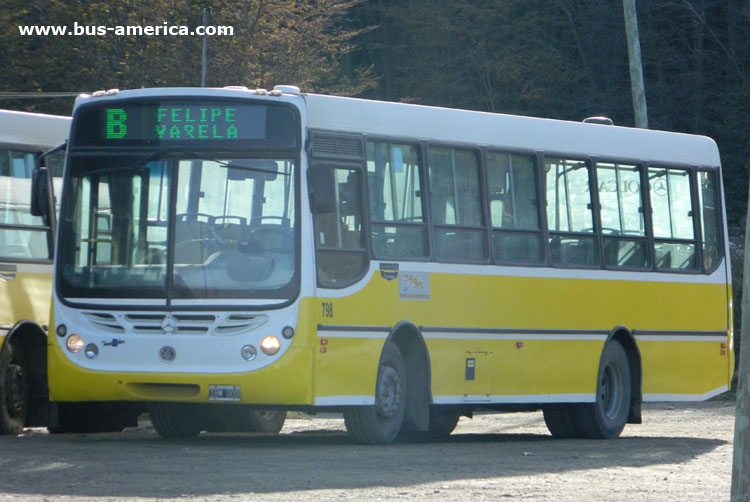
(58, 154, 297, 302)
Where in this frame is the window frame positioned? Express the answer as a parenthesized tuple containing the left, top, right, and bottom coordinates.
(425, 142, 490, 264)
(484, 148, 546, 266)
(0, 146, 55, 264)
(696, 168, 725, 275)
(543, 154, 601, 269)
(645, 162, 702, 274)
(364, 137, 431, 262)
(593, 158, 651, 271)
(311, 160, 371, 289)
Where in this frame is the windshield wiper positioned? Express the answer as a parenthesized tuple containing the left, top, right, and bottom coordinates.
(84, 148, 172, 176)
(183, 150, 290, 177)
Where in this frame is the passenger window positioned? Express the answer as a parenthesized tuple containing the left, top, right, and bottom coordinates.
(545, 157, 596, 266)
(366, 141, 427, 259)
(314, 166, 368, 287)
(428, 147, 487, 261)
(0, 148, 51, 260)
(698, 171, 721, 270)
(487, 152, 542, 263)
(596, 162, 649, 269)
(649, 167, 697, 270)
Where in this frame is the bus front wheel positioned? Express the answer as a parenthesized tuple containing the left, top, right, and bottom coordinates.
(150, 403, 203, 438)
(0, 341, 29, 435)
(246, 410, 287, 433)
(344, 342, 407, 444)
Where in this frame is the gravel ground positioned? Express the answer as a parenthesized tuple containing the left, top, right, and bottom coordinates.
(0, 400, 736, 501)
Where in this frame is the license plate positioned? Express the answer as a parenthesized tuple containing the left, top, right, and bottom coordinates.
(208, 385, 241, 402)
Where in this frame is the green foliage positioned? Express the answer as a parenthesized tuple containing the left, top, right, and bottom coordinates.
(0, 0, 369, 114)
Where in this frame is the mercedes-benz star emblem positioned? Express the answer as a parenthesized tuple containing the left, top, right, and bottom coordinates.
(161, 314, 177, 334)
(159, 346, 176, 362)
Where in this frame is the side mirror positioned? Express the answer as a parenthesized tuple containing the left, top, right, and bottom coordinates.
(30, 167, 50, 220)
(307, 165, 336, 214)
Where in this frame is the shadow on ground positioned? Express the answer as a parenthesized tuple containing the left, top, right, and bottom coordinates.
(0, 426, 726, 498)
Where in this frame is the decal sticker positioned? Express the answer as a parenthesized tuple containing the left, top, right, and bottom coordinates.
(380, 262, 399, 281)
(399, 271, 430, 301)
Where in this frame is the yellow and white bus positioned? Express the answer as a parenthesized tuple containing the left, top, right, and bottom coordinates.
(0, 109, 69, 435)
(45, 86, 732, 442)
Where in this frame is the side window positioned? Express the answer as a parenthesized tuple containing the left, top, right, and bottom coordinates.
(648, 167, 697, 270)
(313, 165, 368, 287)
(428, 146, 487, 261)
(0, 148, 51, 260)
(698, 170, 721, 270)
(545, 157, 596, 266)
(486, 152, 543, 263)
(596, 162, 649, 269)
(366, 141, 428, 259)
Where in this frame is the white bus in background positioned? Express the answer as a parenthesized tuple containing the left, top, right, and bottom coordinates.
(0, 109, 69, 434)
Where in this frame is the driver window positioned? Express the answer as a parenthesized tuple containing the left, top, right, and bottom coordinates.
(314, 165, 368, 288)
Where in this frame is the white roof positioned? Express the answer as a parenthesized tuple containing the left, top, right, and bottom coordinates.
(71, 87, 721, 168)
(303, 94, 721, 168)
(0, 109, 71, 149)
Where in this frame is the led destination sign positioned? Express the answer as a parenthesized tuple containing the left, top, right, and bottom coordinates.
(72, 100, 298, 148)
(106, 104, 264, 141)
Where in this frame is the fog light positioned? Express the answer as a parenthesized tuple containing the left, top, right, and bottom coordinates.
(85, 343, 99, 359)
(260, 336, 281, 355)
(66, 334, 84, 353)
(241, 344, 257, 361)
(56, 324, 67, 337)
(282, 326, 295, 339)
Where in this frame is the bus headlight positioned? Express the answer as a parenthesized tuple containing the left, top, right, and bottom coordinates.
(56, 324, 67, 337)
(260, 336, 281, 355)
(85, 343, 99, 359)
(241, 345, 257, 361)
(281, 326, 295, 339)
(66, 334, 84, 353)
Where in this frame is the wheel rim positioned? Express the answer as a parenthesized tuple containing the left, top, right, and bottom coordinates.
(4, 362, 26, 418)
(375, 365, 401, 420)
(600, 361, 624, 421)
(257, 410, 278, 421)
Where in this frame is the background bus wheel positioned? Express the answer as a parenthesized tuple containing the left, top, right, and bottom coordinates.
(149, 403, 203, 438)
(0, 341, 29, 435)
(246, 410, 287, 433)
(542, 404, 580, 438)
(344, 343, 407, 444)
(573, 341, 631, 439)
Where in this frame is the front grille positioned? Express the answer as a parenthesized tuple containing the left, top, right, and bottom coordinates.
(81, 311, 269, 336)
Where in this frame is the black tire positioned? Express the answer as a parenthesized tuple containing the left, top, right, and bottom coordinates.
(344, 343, 407, 444)
(149, 403, 203, 438)
(427, 407, 461, 437)
(542, 404, 580, 438)
(0, 341, 28, 435)
(573, 341, 632, 439)
(48, 403, 139, 434)
(246, 410, 287, 433)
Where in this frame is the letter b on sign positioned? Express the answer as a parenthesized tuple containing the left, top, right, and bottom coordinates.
(106, 108, 127, 139)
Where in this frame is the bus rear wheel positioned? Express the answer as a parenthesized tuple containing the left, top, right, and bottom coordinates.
(573, 341, 631, 439)
(150, 403, 203, 438)
(0, 341, 28, 435)
(344, 343, 407, 444)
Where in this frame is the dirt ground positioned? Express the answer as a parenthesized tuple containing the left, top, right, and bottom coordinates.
(0, 401, 736, 501)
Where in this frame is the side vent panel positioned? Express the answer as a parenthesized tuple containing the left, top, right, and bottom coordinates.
(309, 131, 365, 161)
